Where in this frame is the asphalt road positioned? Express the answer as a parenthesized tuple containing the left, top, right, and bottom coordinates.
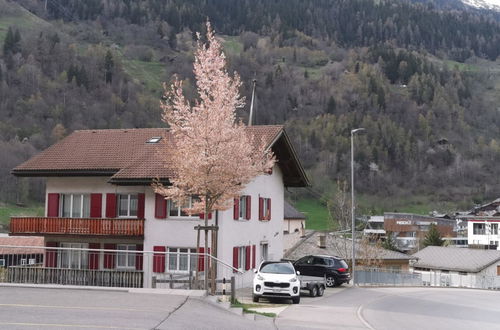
(275, 286, 500, 330)
(0, 286, 274, 330)
(3, 286, 500, 329)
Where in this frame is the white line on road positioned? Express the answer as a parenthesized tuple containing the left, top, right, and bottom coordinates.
(0, 303, 165, 313)
(0, 322, 143, 329)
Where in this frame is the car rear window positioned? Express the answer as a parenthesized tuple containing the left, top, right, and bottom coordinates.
(335, 259, 348, 268)
(260, 263, 295, 274)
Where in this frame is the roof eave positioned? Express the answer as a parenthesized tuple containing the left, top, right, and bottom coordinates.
(11, 169, 118, 177)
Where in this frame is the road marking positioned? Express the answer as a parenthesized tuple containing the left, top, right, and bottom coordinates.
(0, 322, 143, 329)
(356, 304, 376, 330)
(0, 303, 165, 313)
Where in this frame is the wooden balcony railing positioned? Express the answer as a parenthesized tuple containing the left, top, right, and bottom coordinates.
(10, 217, 144, 237)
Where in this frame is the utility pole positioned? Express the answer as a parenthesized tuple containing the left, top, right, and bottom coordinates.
(351, 128, 365, 286)
(248, 78, 257, 126)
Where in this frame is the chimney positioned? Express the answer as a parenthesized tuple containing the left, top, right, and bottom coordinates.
(318, 234, 326, 248)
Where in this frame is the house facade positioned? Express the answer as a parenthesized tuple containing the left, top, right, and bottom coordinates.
(10, 126, 308, 288)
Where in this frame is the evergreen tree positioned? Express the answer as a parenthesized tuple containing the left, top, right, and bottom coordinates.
(104, 50, 114, 84)
(382, 232, 399, 251)
(423, 224, 444, 247)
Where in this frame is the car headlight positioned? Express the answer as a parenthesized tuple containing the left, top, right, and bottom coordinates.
(257, 274, 264, 281)
(289, 277, 298, 282)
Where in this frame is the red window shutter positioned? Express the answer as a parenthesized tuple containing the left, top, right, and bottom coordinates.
(198, 247, 205, 271)
(88, 243, 100, 270)
(47, 193, 59, 217)
(252, 245, 256, 268)
(45, 242, 58, 268)
(233, 198, 239, 220)
(233, 247, 239, 272)
(155, 194, 167, 219)
(245, 196, 251, 220)
(103, 243, 116, 269)
(267, 198, 272, 220)
(259, 198, 264, 220)
(135, 244, 143, 271)
(245, 246, 251, 270)
(199, 212, 212, 220)
(90, 194, 102, 218)
(153, 246, 166, 273)
(197, 247, 211, 272)
(105, 194, 117, 218)
(137, 193, 145, 219)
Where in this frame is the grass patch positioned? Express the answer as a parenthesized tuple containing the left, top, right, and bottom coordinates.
(0, 202, 44, 229)
(357, 194, 459, 216)
(294, 198, 334, 231)
(297, 65, 323, 80)
(221, 36, 243, 55)
(230, 299, 278, 318)
(0, 1, 51, 41)
(121, 60, 166, 94)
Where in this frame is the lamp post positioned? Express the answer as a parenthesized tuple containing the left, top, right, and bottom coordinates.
(351, 128, 365, 286)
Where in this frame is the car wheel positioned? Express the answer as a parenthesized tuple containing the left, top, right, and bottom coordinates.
(325, 276, 336, 287)
(309, 285, 318, 297)
(292, 296, 300, 304)
(253, 295, 259, 303)
(317, 285, 325, 296)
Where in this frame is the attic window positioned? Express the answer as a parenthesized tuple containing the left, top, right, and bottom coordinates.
(146, 137, 162, 144)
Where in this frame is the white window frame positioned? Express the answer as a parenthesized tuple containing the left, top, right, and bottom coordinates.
(118, 194, 138, 218)
(260, 242, 268, 261)
(167, 247, 197, 272)
(261, 198, 271, 220)
(168, 197, 199, 218)
(21, 259, 27, 265)
(238, 246, 247, 270)
(239, 196, 248, 220)
(491, 223, 498, 235)
(60, 193, 90, 218)
(117, 244, 136, 269)
(59, 243, 89, 269)
(0, 259, 4, 267)
(473, 223, 486, 235)
(29, 258, 36, 265)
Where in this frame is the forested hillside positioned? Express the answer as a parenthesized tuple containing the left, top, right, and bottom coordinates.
(1, 0, 499, 213)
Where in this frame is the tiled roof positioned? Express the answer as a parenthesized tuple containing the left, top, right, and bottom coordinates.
(412, 246, 500, 273)
(0, 236, 44, 254)
(284, 201, 306, 220)
(12, 125, 306, 184)
(285, 231, 413, 261)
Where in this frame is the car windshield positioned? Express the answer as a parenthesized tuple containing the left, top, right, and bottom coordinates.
(260, 263, 295, 274)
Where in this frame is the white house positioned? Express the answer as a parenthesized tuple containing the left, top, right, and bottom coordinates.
(411, 246, 500, 289)
(10, 126, 308, 288)
(457, 198, 500, 249)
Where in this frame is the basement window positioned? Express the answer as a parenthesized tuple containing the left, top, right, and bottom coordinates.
(146, 137, 162, 144)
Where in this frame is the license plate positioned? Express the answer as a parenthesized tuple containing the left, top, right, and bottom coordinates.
(272, 288, 280, 293)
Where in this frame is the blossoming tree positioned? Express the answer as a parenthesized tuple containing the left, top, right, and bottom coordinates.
(153, 22, 275, 290)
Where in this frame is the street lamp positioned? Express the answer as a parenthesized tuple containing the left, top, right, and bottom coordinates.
(351, 128, 365, 286)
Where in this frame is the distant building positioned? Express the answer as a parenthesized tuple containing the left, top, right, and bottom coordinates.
(411, 246, 500, 289)
(0, 235, 44, 267)
(384, 213, 457, 252)
(283, 201, 306, 253)
(457, 198, 500, 250)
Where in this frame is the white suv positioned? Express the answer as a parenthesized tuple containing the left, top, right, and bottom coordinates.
(253, 261, 301, 304)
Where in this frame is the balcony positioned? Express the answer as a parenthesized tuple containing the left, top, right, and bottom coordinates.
(10, 217, 144, 237)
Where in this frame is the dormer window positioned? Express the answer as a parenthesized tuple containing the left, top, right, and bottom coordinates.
(146, 137, 162, 144)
